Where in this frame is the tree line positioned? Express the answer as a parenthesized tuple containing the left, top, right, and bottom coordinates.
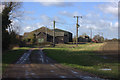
(2, 2, 23, 51)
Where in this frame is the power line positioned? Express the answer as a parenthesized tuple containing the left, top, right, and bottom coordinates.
(56, 21, 75, 26)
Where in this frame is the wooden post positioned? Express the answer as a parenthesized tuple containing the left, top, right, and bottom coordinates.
(74, 16, 82, 47)
(53, 20, 55, 47)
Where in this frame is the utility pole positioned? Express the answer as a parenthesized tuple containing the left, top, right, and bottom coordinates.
(46, 26, 47, 42)
(53, 20, 55, 47)
(74, 16, 82, 46)
(101, 32, 103, 37)
(90, 28, 92, 39)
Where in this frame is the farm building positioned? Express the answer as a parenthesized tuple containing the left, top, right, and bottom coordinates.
(23, 27, 72, 44)
(78, 35, 91, 42)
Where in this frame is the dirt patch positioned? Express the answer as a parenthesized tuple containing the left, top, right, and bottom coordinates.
(97, 41, 119, 61)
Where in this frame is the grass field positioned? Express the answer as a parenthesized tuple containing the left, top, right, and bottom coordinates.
(43, 42, 119, 79)
(2, 47, 30, 72)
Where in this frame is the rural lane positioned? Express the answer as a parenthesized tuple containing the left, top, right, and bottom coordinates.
(2, 49, 106, 80)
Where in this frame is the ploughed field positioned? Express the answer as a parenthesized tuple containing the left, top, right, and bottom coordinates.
(43, 42, 119, 80)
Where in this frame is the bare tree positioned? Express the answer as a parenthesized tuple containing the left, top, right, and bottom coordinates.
(2, 2, 22, 32)
(2, 2, 22, 50)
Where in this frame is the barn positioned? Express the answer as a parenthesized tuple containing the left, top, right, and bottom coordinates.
(23, 27, 72, 44)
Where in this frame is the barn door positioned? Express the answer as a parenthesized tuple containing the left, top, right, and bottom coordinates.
(38, 38, 44, 43)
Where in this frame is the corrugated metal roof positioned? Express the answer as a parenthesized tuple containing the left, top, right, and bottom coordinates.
(36, 31, 64, 37)
(23, 27, 72, 38)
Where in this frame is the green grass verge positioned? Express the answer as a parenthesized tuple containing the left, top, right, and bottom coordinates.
(43, 43, 119, 80)
(2, 47, 30, 72)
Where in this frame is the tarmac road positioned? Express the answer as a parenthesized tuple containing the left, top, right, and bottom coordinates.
(2, 49, 106, 80)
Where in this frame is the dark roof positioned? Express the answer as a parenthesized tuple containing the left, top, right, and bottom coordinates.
(52, 28, 72, 33)
(36, 31, 64, 37)
(32, 27, 67, 37)
(32, 27, 53, 33)
(23, 27, 72, 38)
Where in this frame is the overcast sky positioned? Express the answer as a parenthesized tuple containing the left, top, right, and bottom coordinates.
(10, 2, 118, 39)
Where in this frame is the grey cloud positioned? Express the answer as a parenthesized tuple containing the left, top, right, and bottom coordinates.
(40, 2, 74, 7)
